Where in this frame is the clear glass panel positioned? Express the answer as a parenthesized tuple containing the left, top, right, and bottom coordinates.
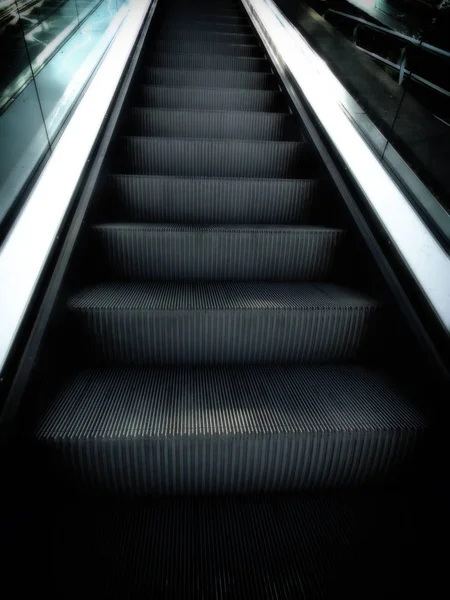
(30, 0, 125, 142)
(0, 0, 130, 233)
(273, 1, 450, 218)
(388, 1, 450, 210)
(273, 0, 405, 151)
(0, 1, 51, 227)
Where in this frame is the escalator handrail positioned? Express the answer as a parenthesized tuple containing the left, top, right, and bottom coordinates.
(324, 8, 450, 60)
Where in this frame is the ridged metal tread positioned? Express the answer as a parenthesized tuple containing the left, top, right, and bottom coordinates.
(145, 52, 269, 72)
(141, 67, 278, 89)
(124, 108, 302, 141)
(34, 364, 427, 493)
(67, 282, 384, 364)
(148, 40, 264, 57)
(161, 6, 243, 13)
(90, 224, 345, 280)
(115, 137, 312, 178)
(106, 175, 321, 223)
(159, 13, 249, 24)
(43, 494, 429, 599)
(135, 85, 285, 112)
(158, 21, 253, 34)
(154, 29, 256, 43)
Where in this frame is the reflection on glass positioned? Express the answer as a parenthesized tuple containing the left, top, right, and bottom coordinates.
(34, 0, 121, 140)
(0, 4, 50, 226)
(274, 0, 450, 213)
(0, 0, 129, 233)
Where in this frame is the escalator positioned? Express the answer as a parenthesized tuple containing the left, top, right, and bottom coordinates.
(3, 0, 440, 597)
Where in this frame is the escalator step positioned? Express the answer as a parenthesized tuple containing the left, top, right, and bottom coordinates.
(35, 364, 427, 493)
(124, 108, 303, 141)
(160, 14, 249, 24)
(115, 137, 312, 178)
(136, 85, 285, 111)
(145, 53, 269, 72)
(159, 21, 252, 34)
(162, 5, 243, 12)
(167, 0, 241, 4)
(106, 175, 321, 223)
(149, 40, 264, 57)
(91, 225, 345, 281)
(142, 67, 278, 89)
(67, 282, 384, 364)
(154, 29, 255, 43)
(40, 493, 429, 599)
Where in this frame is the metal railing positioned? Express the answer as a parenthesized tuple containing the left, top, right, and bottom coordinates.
(324, 8, 450, 95)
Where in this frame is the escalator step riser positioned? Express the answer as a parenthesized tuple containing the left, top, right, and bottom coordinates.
(125, 109, 303, 141)
(106, 175, 321, 224)
(141, 68, 278, 90)
(35, 365, 426, 494)
(116, 137, 312, 178)
(159, 22, 252, 34)
(159, 15, 245, 24)
(135, 85, 285, 111)
(166, 0, 240, 5)
(91, 226, 345, 281)
(160, 13, 248, 24)
(149, 41, 263, 58)
(145, 53, 269, 72)
(67, 283, 384, 365)
(154, 30, 255, 43)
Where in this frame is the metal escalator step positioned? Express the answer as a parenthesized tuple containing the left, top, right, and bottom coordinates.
(38, 494, 429, 598)
(167, 0, 240, 4)
(67, 282, 384, 364)
(91, 225, 345, 281)
(142, 67, 278, 89)
(124, 108, 303, 141)
(162, 4, 243, 11)
(164, 1, 241, 8)
(115, 137, 311, 178)
(160, 13, 248, 24)
(149, 41, 264, 57)
(106, 175, 320, 223)
(159, 21, 252, 34)
(136, 85, 284, 112)
(35, 364, 427, 493)
(145, 52, 269, 72)
(154, 29, 255, 43)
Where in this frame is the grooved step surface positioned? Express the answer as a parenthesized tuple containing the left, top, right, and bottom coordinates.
(106, 175, 321, 223)
(145, 53, 269, 72)
(159, 21, 252, 33)
(67, 282, 384, 364)
(160, 13, 248, 23)
(115, 137, 312, 178)
(142, 67, 278, 89)
(154, 28, 256, 43)
(91, 224, 345, 280)
(35, 365, 427, 493)
(34, 494, 431, 599)
(125, 108, 302, 141)
(148, 41, 263, 57)
(136, 85, 285, 111)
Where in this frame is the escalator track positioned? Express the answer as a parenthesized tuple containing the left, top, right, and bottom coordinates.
(6, 0, 436, 597)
